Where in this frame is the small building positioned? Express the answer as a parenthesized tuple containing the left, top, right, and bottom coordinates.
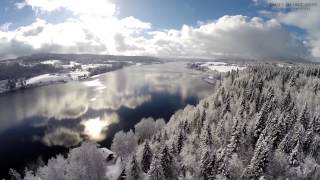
(99, 148, 115, 162)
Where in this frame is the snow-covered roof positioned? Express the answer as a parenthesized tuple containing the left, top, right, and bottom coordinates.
(99, 148, 114, 159)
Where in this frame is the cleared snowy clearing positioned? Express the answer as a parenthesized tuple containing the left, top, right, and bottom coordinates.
(188, 61, 246, 73)
(208, 65, 245, 72)
(26, 74, 71, 86)
(201, 62, 246, 72)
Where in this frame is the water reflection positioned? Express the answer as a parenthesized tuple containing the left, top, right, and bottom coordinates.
(42, 127, 83, 147)
(0, 62, 214, 178)
(0, 62, 212, 139)
(81, 113, 119, 141)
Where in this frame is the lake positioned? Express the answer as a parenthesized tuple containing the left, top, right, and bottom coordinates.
(0, 62, 215, 178)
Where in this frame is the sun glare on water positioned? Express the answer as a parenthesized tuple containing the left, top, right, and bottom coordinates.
(81, 113, 119, 141)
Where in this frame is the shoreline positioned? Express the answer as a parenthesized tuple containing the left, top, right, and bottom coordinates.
(0, 67, 122, 95)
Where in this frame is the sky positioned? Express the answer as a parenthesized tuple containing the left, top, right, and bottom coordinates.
(0, 0, 319, 61)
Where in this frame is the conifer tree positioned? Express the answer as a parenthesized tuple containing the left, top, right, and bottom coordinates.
(127, 155, 141, 180)
(227, 116, 241, 153)
(312, 114, 320, 134)
(176, 130, 184, 154)
(141, 141, 153, 173)
(289, 141, 301, 167)
(299, 103, 310, 129)
(243, 140, 270, 179)
(280, 91, 291, 111)
(253, 102, 270, 144)
(148, 154, 165, 180)
(200, 149, 215, 179)
(160, 145, 174, 179)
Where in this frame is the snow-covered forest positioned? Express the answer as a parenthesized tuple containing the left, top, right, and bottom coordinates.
(11, 64, 320, 180)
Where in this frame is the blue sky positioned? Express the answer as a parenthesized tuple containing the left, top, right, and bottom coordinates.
(0, 0, 282, 30)
(0, 0, 318, 60)
(117, 0, 263, 28)
(0, 0, 71, 29)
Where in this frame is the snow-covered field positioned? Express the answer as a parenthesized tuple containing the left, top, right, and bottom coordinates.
(82, 64, 113, 71)
(40, 60, 62, 66)
(188, 61, 246, 73)
(26, 74, 71, 86)
(187, 61, 246, 85)
(200, 62, 246, 72)
(25, 70, 90, 87)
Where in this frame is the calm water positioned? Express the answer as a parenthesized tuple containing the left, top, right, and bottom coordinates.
(0, 62, 214, 178)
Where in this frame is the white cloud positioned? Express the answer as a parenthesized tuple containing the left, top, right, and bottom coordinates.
(0, 22, 12, 31)
(14, 2, 27, 10)
(254, 0, 320, 59)
(0, 15, 151, 59)
(139, 15, 308, 60)
(1, 0, 311, 60)
(276, 6, 320, 58)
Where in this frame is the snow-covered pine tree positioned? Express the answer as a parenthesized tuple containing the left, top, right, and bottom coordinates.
(163, 130, 169, 141)
(148, 154, 165, 180)
(200, 149, 215, 180)
(169, 142, 178, 156)
(289, 140, 301, 167)
(313, 83, 319, 95)
(298, 103, 310, 130)
(9, 169, 21, 180)
(265, 87, 275, 103)
(302, 125, 313, 154)
(200, 124, 213, 148)
(176, 130, 184, 154)
(227, 115, 241, 154)
(312, 114, 320, 134)
(213, 92, 222, 108)
(141, 141, 153, 173)
(221, 96, 231, 116)
(289, 73, 297, 87)
(215, 148, 229, 178)
(280, 91, 291, 112)
(160, 145, 174, 179)
(127, 155, 142, 180)
(243, 139, 270, 179)
(253, 101, 270, 145)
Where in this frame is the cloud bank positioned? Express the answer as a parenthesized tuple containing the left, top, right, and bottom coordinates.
(255, 0, 320, 60)
(276, 6, 320, 58)
(0, 0, 313, 60)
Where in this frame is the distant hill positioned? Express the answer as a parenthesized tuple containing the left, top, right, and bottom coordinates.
(1, 53, 162, 64)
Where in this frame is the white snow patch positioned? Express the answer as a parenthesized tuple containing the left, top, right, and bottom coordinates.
(83, 79, 104, 87)
(40, 60, 62, 66)
(96, 86, 106, 90)
(26, 74, 71, 86)
(195, 61, 246, 72)
(82, 64, 112, 71)
(106, 158, 123, 180)
(99, 148, 114, 160)
(91, 74, 101, 78)
(69, 71, 89, 80)
(61, 61, 81, 69)
(207, 65, 246, 72)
